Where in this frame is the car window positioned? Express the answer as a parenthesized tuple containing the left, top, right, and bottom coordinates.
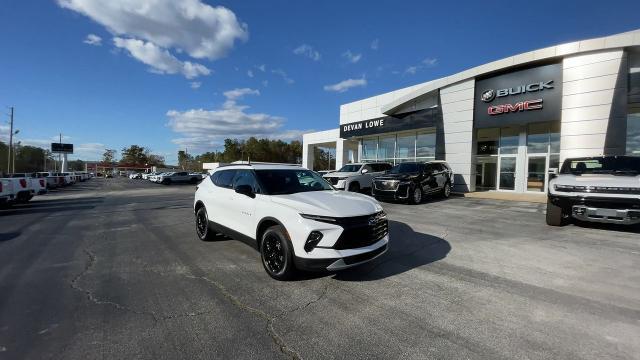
(338, 164, 362, 172)
(255, 169, 333, 195)
(233, 170, 260, 193)
(214, 169, 237, 188)
(363, 165, 373, 173)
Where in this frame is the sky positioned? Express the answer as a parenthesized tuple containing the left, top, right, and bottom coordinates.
(0, 0, 639, 165)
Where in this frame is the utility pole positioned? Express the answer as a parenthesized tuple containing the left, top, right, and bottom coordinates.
(7, 107, 13, 173)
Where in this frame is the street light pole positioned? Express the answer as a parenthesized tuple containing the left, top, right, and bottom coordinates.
(7, 107, 13, 173)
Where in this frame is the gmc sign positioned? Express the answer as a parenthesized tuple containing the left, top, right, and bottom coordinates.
(487, 99, 543, 115)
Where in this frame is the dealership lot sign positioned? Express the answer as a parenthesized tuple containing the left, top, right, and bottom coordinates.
(474, 63, 562, 128)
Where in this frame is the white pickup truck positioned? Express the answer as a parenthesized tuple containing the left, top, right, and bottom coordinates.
(547, 156, 640, 226)
(10, 173, 47, 195)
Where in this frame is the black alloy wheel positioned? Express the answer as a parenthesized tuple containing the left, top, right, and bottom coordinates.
(195, 206, 216, 241)
(260, 225, 295, 280)
(442, 182, 451, 198)
(409, 186, 422, 204)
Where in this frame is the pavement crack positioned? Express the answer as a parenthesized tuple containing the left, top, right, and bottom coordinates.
(70, 248, 159, 321)
(187, 274, 304, 360)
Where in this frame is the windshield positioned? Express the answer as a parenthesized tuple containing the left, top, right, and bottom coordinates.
(255, 169, 333, 195)
(337, 164, 362, 173)
(560, 157, 640, 175)
(389, 163, 420, 174)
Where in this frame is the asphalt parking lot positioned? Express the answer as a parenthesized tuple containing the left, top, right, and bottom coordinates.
(1, 178, 639, 360)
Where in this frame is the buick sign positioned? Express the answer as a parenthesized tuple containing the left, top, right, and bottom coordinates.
(481, 80, 554, 103)
(481, 89, 496, 102)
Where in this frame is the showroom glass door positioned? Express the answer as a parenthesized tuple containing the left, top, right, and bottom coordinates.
(497, 127, 519, 191)
(526, 156, 547, 192)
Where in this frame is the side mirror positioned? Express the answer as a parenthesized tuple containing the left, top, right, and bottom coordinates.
(235, 184, 255, 198)
(548, 168, 559, 179)
(361, 169, 369, 174)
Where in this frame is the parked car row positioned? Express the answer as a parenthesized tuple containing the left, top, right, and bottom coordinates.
(129, 171, 207, 185)
(322, 161, 454, 204)
(0, 171, 93, 207)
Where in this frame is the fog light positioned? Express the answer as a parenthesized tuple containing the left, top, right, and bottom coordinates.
(304, 231, 323, 252)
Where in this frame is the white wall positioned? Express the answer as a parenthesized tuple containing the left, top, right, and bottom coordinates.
(440, 79, 476, 192)
(339, 83, 426, 125)
(560, 49, 628, 162)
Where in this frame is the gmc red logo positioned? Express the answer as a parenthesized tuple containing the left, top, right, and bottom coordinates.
(487, 99, 543, 115)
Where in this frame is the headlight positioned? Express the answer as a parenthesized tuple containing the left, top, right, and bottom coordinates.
(300, 214, 337, 223)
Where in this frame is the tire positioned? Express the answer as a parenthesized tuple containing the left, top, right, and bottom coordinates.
(190, 177, 198, 184)
(348, 182, 360, 193)
(260, 225, 296, 281)
(195, 206, 217, 241)
(546, 200, 568, 226)
(161, 179, 171, 185)
(409, 186, 423, 205)
(442, 181, 452, 198)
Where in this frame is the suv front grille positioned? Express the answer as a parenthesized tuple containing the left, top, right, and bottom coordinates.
(332, 211, 389, 250)
(326, 177, 340, 185)
(374, 180, 399, 191)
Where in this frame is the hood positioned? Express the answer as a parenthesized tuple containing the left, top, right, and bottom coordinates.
(323, 171, 357, 178)
(375, 172, 419, 181)
(270, 190, 383, 217)
(552, 174, 640, 188)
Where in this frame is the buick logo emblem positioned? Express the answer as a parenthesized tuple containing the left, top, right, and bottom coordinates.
(481, 89, 496, 102)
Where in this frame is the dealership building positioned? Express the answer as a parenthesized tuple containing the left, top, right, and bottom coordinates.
(302, 28, 640, 194)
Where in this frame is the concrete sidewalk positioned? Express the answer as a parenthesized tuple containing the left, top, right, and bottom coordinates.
(458, 191, 547, 203)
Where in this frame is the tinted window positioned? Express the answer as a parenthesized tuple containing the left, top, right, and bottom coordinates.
(233, 170, 260, 193)
(338, 164, 361, 172)
(389, 163, 420, 174)
(214, 170, 237, 188)
(560, 157, 640, 175)
(255, 169, 333, 195)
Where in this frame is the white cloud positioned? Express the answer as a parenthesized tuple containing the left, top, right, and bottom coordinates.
(402, 57, 438, 76)
(223, 88, 259, 100)
(422, 57, 438, 67)
(262, 80, 268, 87)
(71, 142, 107, 160)
(167, 88, 309, 152)
(293, 44, 321, 61)
(323, 77, 367, 93)
(57, 0, 248, 60)
(247, 69, 254, 78)
(83, 33, 102, 46)
(404, 66, 419, 75)
(342, 50, 362, 64)
(370, 39, 379, 50)
(256, 64, 266, 72)
(271, 68, 294, 84)
(190, 81, 201, 89)
(113, 37, 210, 79)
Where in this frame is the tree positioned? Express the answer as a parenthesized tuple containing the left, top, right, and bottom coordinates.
(102, 149, 117, 164)
(178, 150, 195, 170)
(120, 145, 147, 164)
(67, 159, 85, 171)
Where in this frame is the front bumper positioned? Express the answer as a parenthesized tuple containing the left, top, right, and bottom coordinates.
(372, 184, 410, 201)
(549, 194, 640, 225)
(294, 239, 388, 271)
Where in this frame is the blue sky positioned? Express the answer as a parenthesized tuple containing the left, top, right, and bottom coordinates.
(0, 0, 639, 164)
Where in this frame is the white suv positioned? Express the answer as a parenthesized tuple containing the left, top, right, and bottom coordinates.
(193, 164, 389, 280)
(322, 162, 392, 192)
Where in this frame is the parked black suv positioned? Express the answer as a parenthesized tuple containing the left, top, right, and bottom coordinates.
(372, 161, 453, 204)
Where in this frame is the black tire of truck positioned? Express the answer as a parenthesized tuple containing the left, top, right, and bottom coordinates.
(546, 200, 568, 226)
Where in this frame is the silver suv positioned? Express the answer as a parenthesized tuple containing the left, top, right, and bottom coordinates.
(322, 162, 392, 192)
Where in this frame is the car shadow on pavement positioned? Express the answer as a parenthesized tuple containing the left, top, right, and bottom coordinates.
(0, 232, 21, 242)
(571, 220, 640, 234)
(332, 220, 451, 282)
